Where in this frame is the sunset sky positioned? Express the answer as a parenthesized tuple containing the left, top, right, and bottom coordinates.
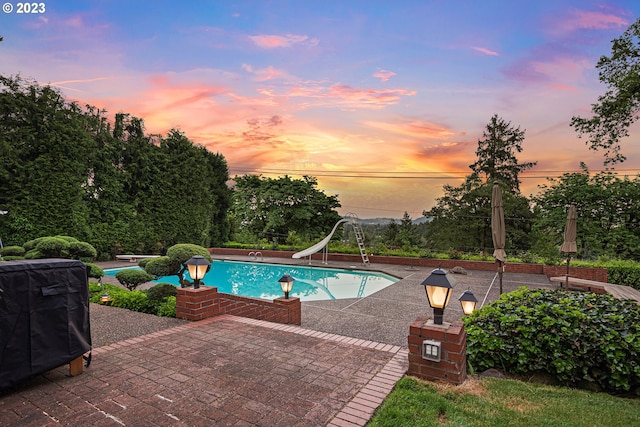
(2, 0, 640, 218)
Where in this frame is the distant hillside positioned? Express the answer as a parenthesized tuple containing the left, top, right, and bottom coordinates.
(349, 216, 431, 225)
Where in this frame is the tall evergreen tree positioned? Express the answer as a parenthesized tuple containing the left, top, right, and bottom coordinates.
(469, 114, 536, 192)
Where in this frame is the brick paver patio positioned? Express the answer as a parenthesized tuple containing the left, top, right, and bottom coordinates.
(0, 315, 407, 426)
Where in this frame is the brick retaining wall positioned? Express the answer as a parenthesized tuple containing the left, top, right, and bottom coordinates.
(176, 286, 301, 325)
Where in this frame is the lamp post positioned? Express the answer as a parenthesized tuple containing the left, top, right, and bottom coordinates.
(278, 273, 295, 299)
(185, 255, 211, 289)
(420, 268, 453, 325)
(99, 277, 112, 303)
(458, 290, 478, 315)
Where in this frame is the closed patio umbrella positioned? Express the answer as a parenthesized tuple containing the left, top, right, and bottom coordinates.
(560, 204, 577, 289)
(491, 182, 506, 294)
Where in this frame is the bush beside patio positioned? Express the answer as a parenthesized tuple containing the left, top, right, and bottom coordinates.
(463, 287, 640, 394)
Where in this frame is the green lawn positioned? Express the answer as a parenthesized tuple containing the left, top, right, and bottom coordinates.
(367, 376, 640, 427)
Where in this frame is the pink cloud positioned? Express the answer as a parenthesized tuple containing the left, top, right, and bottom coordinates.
(249, 33, 319, 49)
(373, 69, 396, 82)
(556, 10, 630, 33)
(471, 46, 499, 56)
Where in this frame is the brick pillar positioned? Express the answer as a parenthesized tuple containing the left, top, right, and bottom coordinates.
(176, 286, 219, 321)
(274, 297, 301, 325)
(407, 316, 467, 384)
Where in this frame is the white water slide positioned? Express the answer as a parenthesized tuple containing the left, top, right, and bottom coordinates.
(292, 217, 369, 265)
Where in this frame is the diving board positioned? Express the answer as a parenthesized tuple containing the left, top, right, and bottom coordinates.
(115, 254, 160, 263)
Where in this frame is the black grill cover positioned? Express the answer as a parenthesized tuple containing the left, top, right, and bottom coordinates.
(0, 259, 92, 389)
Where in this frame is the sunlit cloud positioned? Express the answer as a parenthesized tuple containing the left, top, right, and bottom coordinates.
(373, 69, 396, 82)
(364, 120, 457, 140)
(471, 46, 500, 56)
(242, 64, 290, 82)
(327, 84, 416, 107)
(248, 33, 319, 49)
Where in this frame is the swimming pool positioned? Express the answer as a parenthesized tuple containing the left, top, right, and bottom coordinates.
(104, 260, 399, 302)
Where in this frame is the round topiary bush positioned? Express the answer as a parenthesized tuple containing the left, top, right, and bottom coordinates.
(85, 262, 105, 279)
(115, 269, 155, 291)
(144, 256, 180, 278)
(0, 246, 25, 257)
(68, 241, 97, 260)
(23, 237, 46, 252)
(166, 243, 212, 265)
(54, 235, 79, 243)
(463, 287, 640, 394)
(35, 237, 70, 257)
(145, 283, 177, 302)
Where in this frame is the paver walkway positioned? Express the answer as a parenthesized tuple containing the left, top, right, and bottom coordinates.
(1, 315, 407, 426)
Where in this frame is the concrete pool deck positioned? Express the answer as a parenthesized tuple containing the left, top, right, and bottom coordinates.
(1, 257, 556, 426)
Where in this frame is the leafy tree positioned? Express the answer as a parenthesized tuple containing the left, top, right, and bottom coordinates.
(470, 114, 536, 192)
(424, 116, 536, 255)
(571, 18, 640, 165)
(231, 175, 341, 243)
(424, 178, 534, 255)
(532, 163, 640, 260)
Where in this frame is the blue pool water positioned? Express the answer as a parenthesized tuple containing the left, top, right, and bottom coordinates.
(104, 260, 398, 302)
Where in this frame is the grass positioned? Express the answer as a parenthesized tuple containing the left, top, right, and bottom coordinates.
(367, 376, 640, 427)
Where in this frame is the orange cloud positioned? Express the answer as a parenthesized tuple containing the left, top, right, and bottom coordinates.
(364, 120, 456, 140)
(248, 33, 319, 48)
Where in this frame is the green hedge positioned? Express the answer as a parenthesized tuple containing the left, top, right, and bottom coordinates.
(464, 287, 640, 394)
(606, 260, 640, 291)
(89, 282, 176, 317)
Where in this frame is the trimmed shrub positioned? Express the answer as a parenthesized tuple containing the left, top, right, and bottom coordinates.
(0, 246, 25, 256)
(166, 243, 212, 265)
(144, 256, 180, 277)
(54, 235, 79, 243)
(606, 260, 640, 291)
(23, 237, 46, 252)
(1, 256, 25, 261)
(35, 237, 70, 257)
(145, 283, 177, 302)
(115, 269, 155, 291)
(68, 241, 97, 260)
(464, 287, 640, 394)
(138, 258, 152, 269)
(24, 249, 41, 259)
(85, 262, 105, 279)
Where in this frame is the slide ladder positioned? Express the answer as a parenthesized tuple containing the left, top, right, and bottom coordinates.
(344, 213, 369, 266)
(351, 220, 369, 266)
